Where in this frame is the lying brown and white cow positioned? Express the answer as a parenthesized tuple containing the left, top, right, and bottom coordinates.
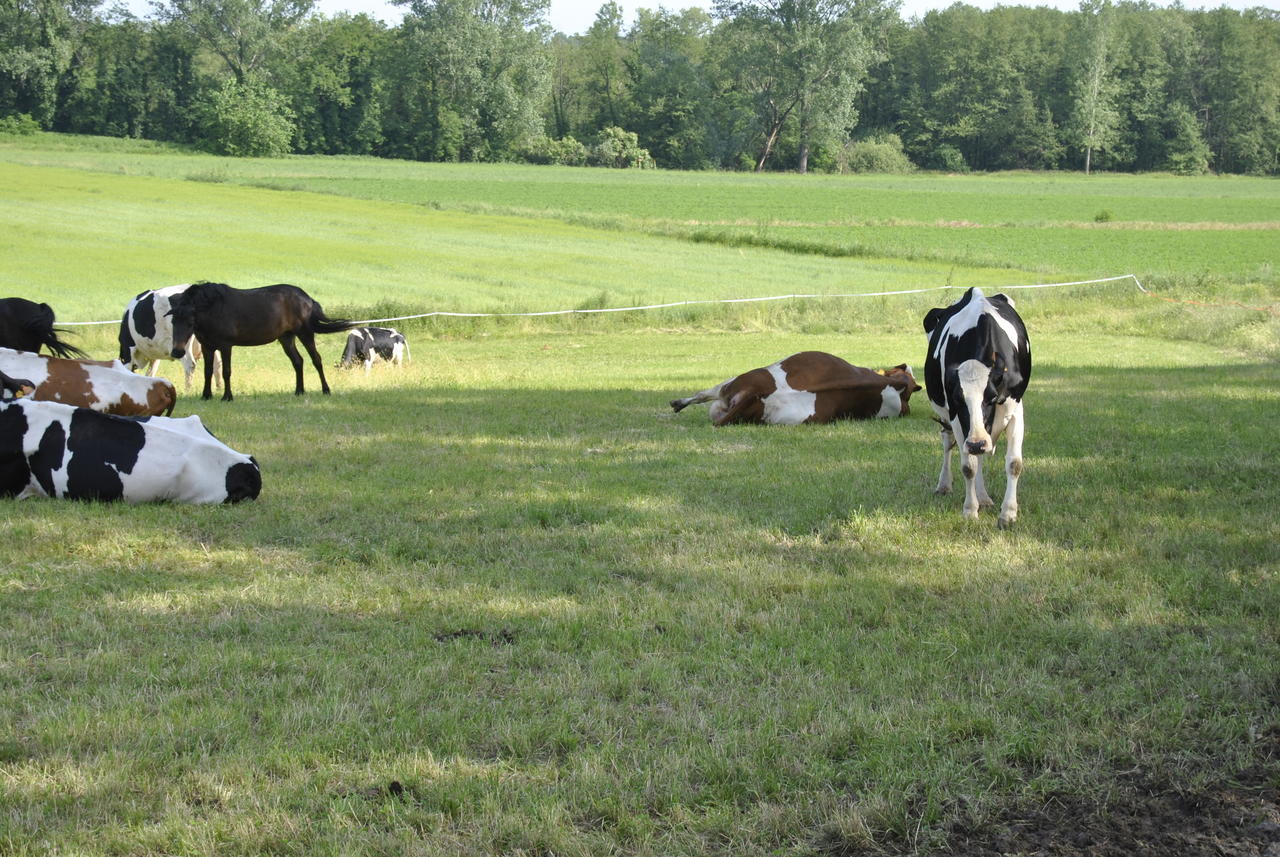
(670, 351, 921, 426)
(0, 347, 176, 417)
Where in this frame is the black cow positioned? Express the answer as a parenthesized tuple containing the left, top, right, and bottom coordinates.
(337, 327, 409, 372)
(923, 287, 1031, 528)
(0, 398, 260, 503)
(0, 297, 87, 359)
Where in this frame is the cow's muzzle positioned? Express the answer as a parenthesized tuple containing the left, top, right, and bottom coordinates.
(170, 346, 186, 359)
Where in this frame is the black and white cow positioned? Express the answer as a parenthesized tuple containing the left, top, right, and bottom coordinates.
(337, 327, 409, 372)
(923, 287, 1031, 528)
(118, 284, 219, 390)
(0, 398, 260, 503)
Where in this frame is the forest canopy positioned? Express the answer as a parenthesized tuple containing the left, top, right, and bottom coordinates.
(2, 0, 1277, 174)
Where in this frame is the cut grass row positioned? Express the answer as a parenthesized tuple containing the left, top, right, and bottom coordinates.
(2, 133, 1277, 293)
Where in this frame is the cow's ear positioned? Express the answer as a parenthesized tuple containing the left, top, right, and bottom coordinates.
(923, 308, 944, 334)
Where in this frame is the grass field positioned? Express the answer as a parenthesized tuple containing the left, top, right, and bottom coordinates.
(0, 133, 1277, 856)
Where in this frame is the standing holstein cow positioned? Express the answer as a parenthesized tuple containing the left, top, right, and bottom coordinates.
(0, 398, 260, 503)
(167, 282, 356, 401)
(0, 297, 87, 359)
(0, 347, 176, 416)
(337, 326, 410, 372)
(670, 351, 921, 426)
(118, 284, 220, 390)
(923, 287, 1031, 528)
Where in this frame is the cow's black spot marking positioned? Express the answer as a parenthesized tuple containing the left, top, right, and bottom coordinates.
(64, 408, 145, 501)
(30, 419, 65, 497)
(0, 403, 31, 497)
(117, 309, 136, 364)
(133, 293, 157, 341)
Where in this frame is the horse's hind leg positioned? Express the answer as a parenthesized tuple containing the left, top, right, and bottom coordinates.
(279, 334, 307, 394)
(298, 331, 332, 394)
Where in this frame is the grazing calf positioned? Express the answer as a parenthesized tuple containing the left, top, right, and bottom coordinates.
(0, 398, 260, 503)
(0, 297, 87, 359)
(167, 282, 356, 401)
(671, 351, 921, 426)
(337, 327, 409, 372)
(0, 347, 176, 416)
(118, 284, 220, 390)
(923, 287, 1031, 528)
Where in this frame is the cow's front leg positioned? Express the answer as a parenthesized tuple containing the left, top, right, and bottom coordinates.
(973, 456, 994, 508)
(998, 403, 1025, 529)
(935, 424, 955, 495)
(961, 451, 984, 520)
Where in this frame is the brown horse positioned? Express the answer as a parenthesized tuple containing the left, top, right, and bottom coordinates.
(167, 282, 356, 401)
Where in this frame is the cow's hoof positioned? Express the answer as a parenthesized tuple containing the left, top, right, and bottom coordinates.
(934, 486, 951, 496)
(670, 400, 686, 412)
(997, 516, 1016, 530)
(978, 497, 995, 508)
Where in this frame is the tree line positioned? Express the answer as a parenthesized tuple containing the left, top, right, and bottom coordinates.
(2, 0, 1277, 174)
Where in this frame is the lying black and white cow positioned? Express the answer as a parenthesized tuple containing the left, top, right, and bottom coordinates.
(337, 327, 409, 371)
(118, 284, 220, 390)
(923, 287, 1031, 528)
(0, 397, 260, 503)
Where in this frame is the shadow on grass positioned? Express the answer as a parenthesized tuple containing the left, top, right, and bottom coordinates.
(2, 360, 1278, 854)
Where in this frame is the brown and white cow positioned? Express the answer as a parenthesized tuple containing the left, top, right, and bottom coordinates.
(670, 351, 921, 426)
(0, 347, 176, 417)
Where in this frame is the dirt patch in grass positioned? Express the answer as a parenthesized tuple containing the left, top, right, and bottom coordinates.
(834, 733, 1280, 857)
(934, 765, 1280, 857)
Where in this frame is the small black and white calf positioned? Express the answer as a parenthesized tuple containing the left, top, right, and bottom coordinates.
(923, 287, 1031, 528)
(338, 327, 409, 372)
(0, 397, 260, 504)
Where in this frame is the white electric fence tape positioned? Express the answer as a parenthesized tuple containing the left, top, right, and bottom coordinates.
(57, 274, 1147, 327)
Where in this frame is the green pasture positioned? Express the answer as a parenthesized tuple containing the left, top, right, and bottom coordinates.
(0, 134, 1277, 856)
(2, 132, 1278, 293)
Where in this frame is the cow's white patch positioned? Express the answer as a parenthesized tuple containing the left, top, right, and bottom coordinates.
(876, 386, 902, 418)
(761, 362, 817, 425)
(956, 358, 992, 445)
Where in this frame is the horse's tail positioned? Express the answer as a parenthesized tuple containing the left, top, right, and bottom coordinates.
(44, 330, 88, 360)
(310, 311, 358, 336)
(29, 303, 88, 359)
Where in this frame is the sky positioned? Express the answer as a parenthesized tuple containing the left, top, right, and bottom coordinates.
(127, 0, 1273, 37)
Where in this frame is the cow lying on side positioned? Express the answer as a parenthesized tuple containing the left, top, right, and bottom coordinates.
(337, 327, 409, 372)
(923, 287, 1031, 528)
(118, 284, 220, 391)
(671, 351, 921, 426)
(0, 398, 260, 503)
(0, 347, 176, 417)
